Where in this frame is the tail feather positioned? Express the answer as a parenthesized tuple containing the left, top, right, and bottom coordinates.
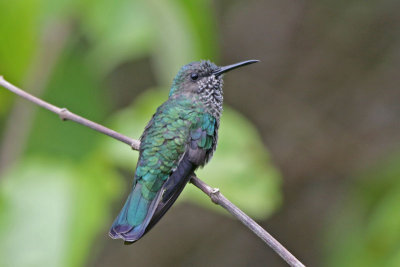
(109, 154, 196, 242)
(109, 182, 162, 242)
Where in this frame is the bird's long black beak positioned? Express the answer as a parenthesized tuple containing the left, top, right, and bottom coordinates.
(213, 59, 259, 76)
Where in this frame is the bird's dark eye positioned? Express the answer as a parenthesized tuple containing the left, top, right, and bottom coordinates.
(190, 73, 199, 81)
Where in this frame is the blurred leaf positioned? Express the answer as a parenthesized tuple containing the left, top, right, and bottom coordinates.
(80, 0, 218, 84)
(0, 0, 40, 81)
(25, 41, 107, 161)
(324, 154, 400, 267)
(102, 89, 281, 220)
(0, 0, 74, 115)
(148, 0, 218, 85)
(176, 0, 218, 58)
(0, 89, 12, 116)
(0, 155, 120, 267)
(81, 0, 156, 75)
(63, 152, 121, 267)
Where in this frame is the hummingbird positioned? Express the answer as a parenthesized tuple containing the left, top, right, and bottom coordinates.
(109, 59, 259, 243)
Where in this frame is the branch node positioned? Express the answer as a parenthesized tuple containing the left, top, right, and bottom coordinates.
(59, 108, 69, 121)
(210, 188, 220, 204)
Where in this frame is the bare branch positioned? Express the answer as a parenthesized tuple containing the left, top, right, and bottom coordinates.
(190, 175, 304, 267)
(0, 77, 140, 150)
(0, 76, 305, 267)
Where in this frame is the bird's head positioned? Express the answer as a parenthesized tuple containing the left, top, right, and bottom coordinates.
(169, 59, 259, 98)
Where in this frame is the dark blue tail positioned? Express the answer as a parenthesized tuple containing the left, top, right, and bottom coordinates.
(109, 182, 162, 242)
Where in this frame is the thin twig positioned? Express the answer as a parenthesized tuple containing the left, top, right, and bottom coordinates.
(0, 76, 305, 267)
(0, 77, 140, 150)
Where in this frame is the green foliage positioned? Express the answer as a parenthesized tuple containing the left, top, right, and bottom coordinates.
(0, 0, 41, 114)
(324, 154, 400, 267)
(26, 42, 107, 160)
(0, 156, 120, 267)
(81, 0, 156, 74)
(0, 0, 40, 81)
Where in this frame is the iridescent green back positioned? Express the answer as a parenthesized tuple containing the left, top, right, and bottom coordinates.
(135, 95, 216, 201)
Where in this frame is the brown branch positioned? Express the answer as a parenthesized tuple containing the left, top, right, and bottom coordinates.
(0, 76, 305, 267)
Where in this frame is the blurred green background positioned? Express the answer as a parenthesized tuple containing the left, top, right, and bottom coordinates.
(0, 0, 399, 266)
